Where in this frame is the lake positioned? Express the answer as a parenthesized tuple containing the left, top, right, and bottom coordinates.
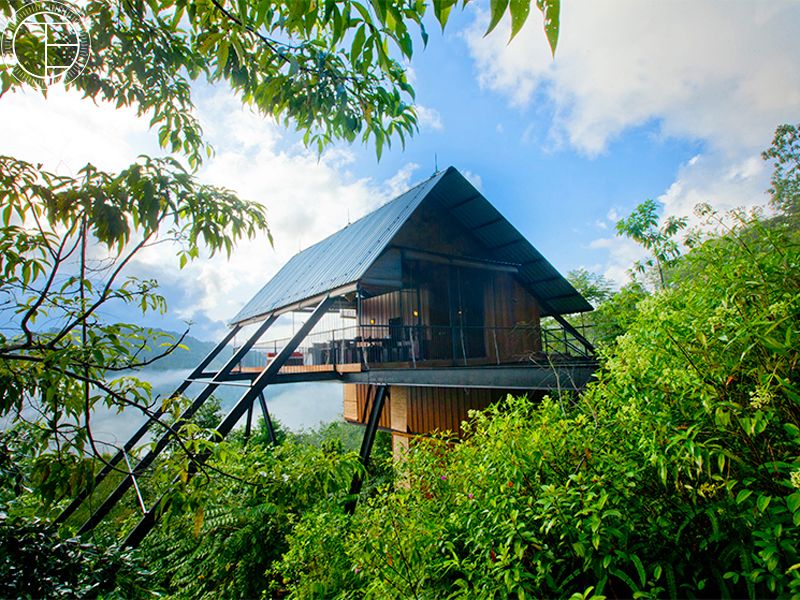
(86, 369, 345, 448)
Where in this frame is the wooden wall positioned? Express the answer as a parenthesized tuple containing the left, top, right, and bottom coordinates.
(484, 271, 541, 360)
(391, 201, 491, 259)
(344, 384, 530, 436)
(343, 383, 392, 429)
(360, 288, 421, 330)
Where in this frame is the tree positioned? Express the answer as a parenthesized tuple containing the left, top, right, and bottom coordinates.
(762, 122, 800, 219)
(564, 267, 647, 350)
(615, 199, 687, 289)
(567, 268, 614, 308)
(0, 0, 560, 506)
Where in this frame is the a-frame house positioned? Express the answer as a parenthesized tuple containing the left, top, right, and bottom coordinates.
(59, 166, 596, 545)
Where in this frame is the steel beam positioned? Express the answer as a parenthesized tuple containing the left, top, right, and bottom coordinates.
(343, 363, 597, 390)
(122, 296, 335, 548)
(76, 315, 277, 535)
(258, 392, 276, 444)
(346, 385, 387, 513)
(550, 313, 595, 355)
(56, 324, 242, 525)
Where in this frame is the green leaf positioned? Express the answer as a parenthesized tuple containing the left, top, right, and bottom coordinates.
(787, 492, 800, 514)
(351, 25, 367, 62)
(509, 0, 531, 40)
(537, 0, 560, 56)
(193, 505, 204, 537)
(486, 0, 509, 36)
(433, 0, 457, 29)
(631, 554, 646, 587)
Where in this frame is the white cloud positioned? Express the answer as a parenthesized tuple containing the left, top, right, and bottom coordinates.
(587, 235, 646, 287)
(384, 162, 421, 198)
(465, 1, 800, 157)
(657, 153, 770, 221)
(415, 104, 444, 131)
(462, 169, 483, 190)
(0, 87, 155, 173)
(465, 1, 799, 281)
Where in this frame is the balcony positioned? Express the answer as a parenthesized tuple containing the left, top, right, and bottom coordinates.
(233, 321, 594, 375)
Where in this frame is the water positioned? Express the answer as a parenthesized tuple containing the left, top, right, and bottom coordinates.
(87, 369, 345, 449)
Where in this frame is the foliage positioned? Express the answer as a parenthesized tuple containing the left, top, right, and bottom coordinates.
(588, 281, 648, 349)
(0, 512, 154, 599)
(276, 205, 800, 599)
(615, 198, 688, 289)
(139, 430, 367, 599)
(566, 268, 614, 309)
(762, 122, 800, 219)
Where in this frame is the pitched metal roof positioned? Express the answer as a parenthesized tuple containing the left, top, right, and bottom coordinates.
(232, 167, 591, 324)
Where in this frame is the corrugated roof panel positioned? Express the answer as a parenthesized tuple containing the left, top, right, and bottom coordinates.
(231, 171, 447, 323)
(232, 166, 592, 325)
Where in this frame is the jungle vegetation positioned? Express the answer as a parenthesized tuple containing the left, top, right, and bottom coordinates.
(1, 0, 798, 596)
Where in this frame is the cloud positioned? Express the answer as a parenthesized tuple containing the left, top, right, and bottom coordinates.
(384, 162, 421, 197)
(465, 1, 800, 157)
(465, 1, 799, 282)
(462, 169, 483, 190)
(0, 87, 156, 173)
(415, 105, 444, 131)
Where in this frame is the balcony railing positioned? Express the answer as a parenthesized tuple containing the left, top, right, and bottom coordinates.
(233, 321, 594, 372)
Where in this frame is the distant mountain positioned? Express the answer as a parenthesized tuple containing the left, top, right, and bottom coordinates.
(135, 329, 232, 371)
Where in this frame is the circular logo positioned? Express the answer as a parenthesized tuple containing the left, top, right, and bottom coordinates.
(1, 0, 90, 88)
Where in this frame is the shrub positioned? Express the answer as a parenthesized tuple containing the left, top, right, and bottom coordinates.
(324, 210, 800, 599)
(0, 512, 153, 599)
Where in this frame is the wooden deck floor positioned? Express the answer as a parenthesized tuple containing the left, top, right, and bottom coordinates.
(236, 363, 362, 375)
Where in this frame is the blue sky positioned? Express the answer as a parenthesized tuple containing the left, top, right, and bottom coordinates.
(3, 0, 799, 342)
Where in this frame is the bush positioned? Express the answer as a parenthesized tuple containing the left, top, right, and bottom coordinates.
(306, 210, 800, 599)
(0, 512, 153, 599)
(139, 433, 365, 599)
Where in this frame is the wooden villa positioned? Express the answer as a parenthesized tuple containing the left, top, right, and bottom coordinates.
(230, 165, 595, 457)
(60, 166, 597, 546)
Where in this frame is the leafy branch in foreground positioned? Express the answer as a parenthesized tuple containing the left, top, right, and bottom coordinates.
(1, 0, 558, 162)
(0, 155, 269, 502)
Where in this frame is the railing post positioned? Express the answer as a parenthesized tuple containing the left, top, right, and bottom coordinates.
(408, 326, 417, 369)
(332, 328, 337, 368)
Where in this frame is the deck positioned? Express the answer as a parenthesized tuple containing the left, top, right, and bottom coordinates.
(232, 354, 596, 391)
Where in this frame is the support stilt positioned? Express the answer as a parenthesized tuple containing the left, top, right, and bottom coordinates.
(258, 392, 276, 445)
(122, 296, 335, 548)
(75, 315, 278, 535)
(244, 399, 254, 443)
(346, 385, 387, 514)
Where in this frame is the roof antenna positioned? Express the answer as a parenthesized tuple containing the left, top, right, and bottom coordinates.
(347, 208, 351, 226)
(433, 153, 439, 176)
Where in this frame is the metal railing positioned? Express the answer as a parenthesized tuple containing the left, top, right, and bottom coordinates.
(233, 321, 594, 371)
